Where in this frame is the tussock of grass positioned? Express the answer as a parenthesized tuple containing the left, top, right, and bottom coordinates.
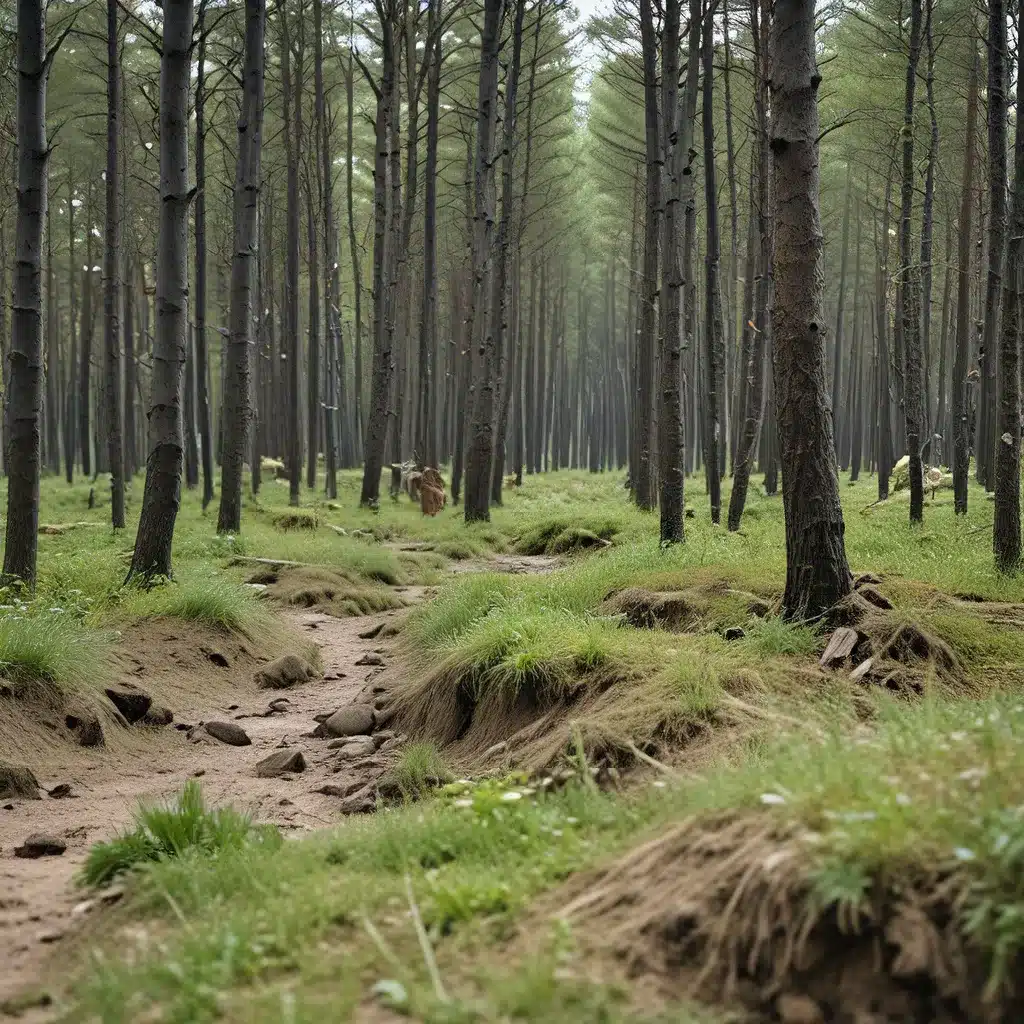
(117, 575, 268, 636)
(259, 565, 404, 617)
(81, 781, 280, 888)
(383, 741, 453, 799)
(0, 612, 115, 695)
(271, 510, 320, 531)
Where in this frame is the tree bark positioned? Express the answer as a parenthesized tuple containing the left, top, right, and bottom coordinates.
(194, 16, 214, 509)
(463, 0, 506, 522)
(127, 0, 194, 583)
(994, 40, 1023, 573)
(104, 0, 125, 528)
(4, 0, 48, 586)
(634, 0, 660, 510)
(953, 40, 980, 514)
(63, 176, 76, 484)
(217, 0, 265, 534)
(359, 0, 397, 506)
(702, 7, 725, 524)
(897, 0, 924, 522)
(346, 44, 364, 460)
(978, 0, 1007, 491)
(79, 181, 93, 479)
(769, 0, 851, 620)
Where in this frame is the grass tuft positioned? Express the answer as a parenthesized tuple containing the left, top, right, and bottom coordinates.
(0, 612, 114, 694)
(80, 781, 280, 888)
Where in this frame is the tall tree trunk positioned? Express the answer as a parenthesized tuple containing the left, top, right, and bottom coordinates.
(488, 0, 525, 507)
(979, 0, 1007, 490)
(128, 0, 194, 582)
(994, 41, 1023, 572)
(79, 181, 93, 479)
(727, 0, 770, 530)
(702, 7, 725, 524)
(316, 0, 341, 495)
(876, 163, 895, 501)
(194, 16, 214, 509)
(770, 0, 851, 620)
(359, 0, 397, 506)
(463, 0, 506, 522)
(831, 163, 852, 459)
(64, 176, 76, 484)
(416, 0, 441, 468)
(217, 0, 265, 534)
(4, 0, 48, 586)
(897, 0, 924, 522)
(306, 150, 321, 491)
(658, 0, 699, 543)
(634, 0, 659, 510)
(953, 40, 980, 514)
(282, 4, 303, 505)
(919, 0, 938, 456)
(346, 43, 364, 460)
(104, 0, 125, 528)
(45, 187, 58, 475)
(124, 254, 136, 479)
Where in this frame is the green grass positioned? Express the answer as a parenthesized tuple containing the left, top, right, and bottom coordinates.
(80, 781, 281, 889)
(385, 742, 454, 799)
(0, 610, 115, 694)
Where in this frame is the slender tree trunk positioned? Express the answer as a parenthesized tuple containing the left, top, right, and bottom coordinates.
(128, 0, 195, 582)
(897, 0, 924, 522)
(4, 0, 48, 586)
(702, 9, 725, 524)
(64, 176, 76, 484)
(979, 0, 1007, 491)
(306, 152, 321, 491)
(416, 0, 441, 469)
(919, 0, 938, 456)
(994, 40, 1023, 572)
(953, 40, 980, 514)
(728, 0, 770, 530)
(359, 1, 396, 506)
(346, 44, 364, 460)
(104, 0, 125, 528)
(876, 164, 895, 501)
(194, 17, 214, 509)
(831, 164, 852, 459)
(770, 0, 851, 620)
(124, 254, 136, 479)
(488, 0, 525, 506)
(79, 182, 93, 479)
(463, 0, 506, 521)
(634, 0, 659, 510)
(217, 0, 265, 534)
(45, 189, 58, 475)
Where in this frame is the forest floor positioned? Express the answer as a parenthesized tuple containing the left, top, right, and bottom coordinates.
(2, 466, 1024, 1023)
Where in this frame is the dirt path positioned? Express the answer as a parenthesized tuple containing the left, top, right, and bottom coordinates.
(0, 602, 410, 1015)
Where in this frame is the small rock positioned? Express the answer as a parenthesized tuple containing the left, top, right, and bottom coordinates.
(323, 704, 376, 738)
(723, 626, 745, 641)
(358, 622, 386, 640)
(104, 683, 153, 724)
(46, 783, 73, 799)
(140, 706, 173, 727)
(64, 708, 104, 747)
(850, 658, 874, 683)
(192, 769, 206, 778)
(0, 761, 41, 800)
(327, 734, 374, 749)
(227, 704, 240, 711)
(205, 650, 231, 668)
(372, 730, 396, 749)
(776, 992, 824, 1024)
(339, 791, 376, 815)
(174, 722, 193, 732)
(4, 802, 14, 810)
(38, 929, 65, 945)
(14, 834, 67, 859)
(268, 698, 291, 711)
(254, 750, 307, 778)
(332, 737, 377, 759)
(202, 721, 252, 747)
(314, 778, 367, 798)
(278, 798, 293, 806)
(820, 626, 860, 669)
(374, 707, 397, 729)
(483, 741, 508, 758)
(355, 653, 384, 667)
(255, 654, 319, 690)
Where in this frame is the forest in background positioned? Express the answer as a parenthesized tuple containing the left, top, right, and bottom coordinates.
(1, 0, 1017, 575)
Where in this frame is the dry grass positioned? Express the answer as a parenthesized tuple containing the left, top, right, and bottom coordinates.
(250, 564, 405, 617)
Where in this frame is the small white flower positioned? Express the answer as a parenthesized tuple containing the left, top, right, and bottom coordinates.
(501, 791, 523, 802)
(652, 780, 667, 789)
(895, 793, 911, 806)
(452, 798, 473, 809)
(950, 731, 967, 742)
(760, 793, 786, 805)
(953, 847, 976, 862)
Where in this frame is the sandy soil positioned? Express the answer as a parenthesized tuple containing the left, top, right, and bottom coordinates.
(0, 603, 406, 1014)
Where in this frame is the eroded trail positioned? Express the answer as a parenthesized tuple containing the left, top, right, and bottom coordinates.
(0, 599, 415, 1013)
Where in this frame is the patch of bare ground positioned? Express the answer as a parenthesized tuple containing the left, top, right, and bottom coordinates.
(538, 811, 1014, 1024)
(0, 603, 417, 1015)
